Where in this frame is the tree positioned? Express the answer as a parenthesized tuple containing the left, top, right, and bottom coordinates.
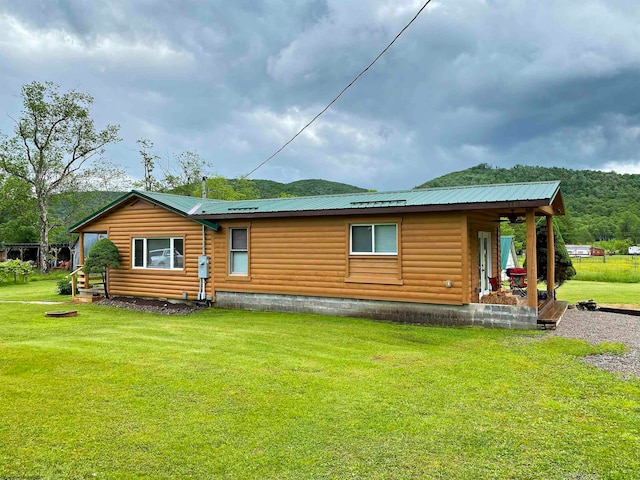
(135, 138, 161, 191)
(0, 81, 120, 272)
(0, 259, 34, 283)
(82, 238, 121, 299)
(161, 151, 210, 196)
(534, 218, 576, 287)
(617, 212, 640, 244)
(0, 175, 38, 242)
(196, 175, 260, 200)
(82, 159, 132, 192)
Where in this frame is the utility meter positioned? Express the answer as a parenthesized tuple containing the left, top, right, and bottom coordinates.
(198, 255, 209, 278)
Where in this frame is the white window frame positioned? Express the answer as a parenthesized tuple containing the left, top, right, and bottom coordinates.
(349, 223, 398, 255)
(132, 237, 184, 270)
(229, 227, 249, 275)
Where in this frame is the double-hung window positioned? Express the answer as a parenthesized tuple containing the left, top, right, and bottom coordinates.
(350, 224, 397, 254)
(132, 237, 184, 270)
(229, 228, 249, 275)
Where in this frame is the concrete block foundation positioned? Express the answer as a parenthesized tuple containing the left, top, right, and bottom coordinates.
(214, 291, 538, 329)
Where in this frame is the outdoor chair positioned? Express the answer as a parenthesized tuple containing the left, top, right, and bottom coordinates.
(507, 267, 527, 297)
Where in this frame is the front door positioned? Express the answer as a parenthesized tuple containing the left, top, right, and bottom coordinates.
(478, 231, 492, 297)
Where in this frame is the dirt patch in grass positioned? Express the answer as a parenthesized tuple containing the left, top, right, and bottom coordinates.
(99, 296, 202, 315)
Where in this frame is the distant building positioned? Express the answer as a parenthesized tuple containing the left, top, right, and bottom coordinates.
(629, 246, 640, 255)
(565, 245, 605, 257)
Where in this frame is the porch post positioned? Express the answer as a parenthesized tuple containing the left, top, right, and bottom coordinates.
(78, 232, 85, 266)
(526, 209, 537, 308)
(546, 216, 555, 297)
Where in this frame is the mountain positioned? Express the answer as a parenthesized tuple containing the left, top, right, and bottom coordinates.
(233, 178, 369, 198)
(417, 163, 640, 246)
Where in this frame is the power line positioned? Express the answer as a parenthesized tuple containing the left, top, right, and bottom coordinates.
(244, 0, 433, 179)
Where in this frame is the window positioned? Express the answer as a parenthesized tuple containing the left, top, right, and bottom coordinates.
(229, 228, 248, 275)
(132, 237, 184, 269)
(350, 224, 397, 254)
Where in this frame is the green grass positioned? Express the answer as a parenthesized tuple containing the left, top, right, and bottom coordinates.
(0, 277, 68, 302)
(1, 302, 638, 479)
(572, 255, 640, 283)
(556, 280, 640, 306)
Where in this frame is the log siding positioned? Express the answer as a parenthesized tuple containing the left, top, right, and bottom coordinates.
(82, 200, 212, 300)
(213, 212, 465, 305)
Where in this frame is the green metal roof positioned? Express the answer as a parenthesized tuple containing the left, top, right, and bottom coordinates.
(191, 181, 563, 218)
(70, 181, 563, 231)
(69, 190, 223, 232)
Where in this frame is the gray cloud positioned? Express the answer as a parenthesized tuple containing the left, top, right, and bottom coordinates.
(1, 0, 639, 191)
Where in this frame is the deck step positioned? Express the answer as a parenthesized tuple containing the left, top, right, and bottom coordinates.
(537, 300, 569, 330)
(75, 288, 105, 303)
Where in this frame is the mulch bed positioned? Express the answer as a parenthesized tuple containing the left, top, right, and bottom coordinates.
(98, 296, 202, 315)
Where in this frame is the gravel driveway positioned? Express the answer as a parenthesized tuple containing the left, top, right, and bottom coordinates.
(553, 308, 640, 379)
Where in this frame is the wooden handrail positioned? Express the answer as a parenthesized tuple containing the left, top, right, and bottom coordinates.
(69, 265, 83, 297)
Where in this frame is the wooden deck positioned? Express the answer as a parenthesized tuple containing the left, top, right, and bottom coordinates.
(537, 300, 569, 330)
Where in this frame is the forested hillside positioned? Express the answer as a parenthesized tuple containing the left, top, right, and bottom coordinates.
(0, 177, 367, 246)
(418, 163, 640, 248)
(234, 178, 368, 198)
(3, 163, 638, 252)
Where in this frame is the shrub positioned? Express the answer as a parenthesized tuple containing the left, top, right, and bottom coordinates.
(56, 277, 73, 295)
(533, 218, 576, 287)
(83, 239, 121, 298)
(0, 259, 34, 283)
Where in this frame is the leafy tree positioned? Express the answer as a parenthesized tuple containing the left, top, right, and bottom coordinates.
(0, 259, 34, 283)
(617, 212, 640, 244)
(82, 238, 121, 298)
(534, 218, 576, 288)
(135, 138, 161, 191)
(196, 175, 260, 200)
(0, 175, 38, 242)
(82, 159, 131, 192)
(0, 81, 120, 272)
(162, 151, 210, 196)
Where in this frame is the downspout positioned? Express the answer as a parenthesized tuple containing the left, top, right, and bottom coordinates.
(202, 176, 207, 257)
(199, 177, 208, 301)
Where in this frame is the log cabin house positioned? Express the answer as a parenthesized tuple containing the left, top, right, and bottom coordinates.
(69, 181, 567, 329)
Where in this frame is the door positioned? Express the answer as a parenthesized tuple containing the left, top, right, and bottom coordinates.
(478, 231, 492, 297)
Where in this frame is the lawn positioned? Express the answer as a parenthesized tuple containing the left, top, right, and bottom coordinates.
(556, 280, 640, 306)
(1, 301, 638, 478)
(0, 277, 68, 302)
(571, 255, 640, 283)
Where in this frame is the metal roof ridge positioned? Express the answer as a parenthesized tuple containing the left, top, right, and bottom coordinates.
(411, 180, 560, 192)
(136, 180, 562, 208)
(191, 180, 562, 207)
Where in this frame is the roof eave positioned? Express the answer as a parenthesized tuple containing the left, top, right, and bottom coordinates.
(69, 190, 220, 232)
(69, 191, 137, 233)
(191, 198, 559, 221)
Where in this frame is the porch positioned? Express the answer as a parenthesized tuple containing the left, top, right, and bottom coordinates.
(480, 290, 568, 329)
(69, 266, 105, 303)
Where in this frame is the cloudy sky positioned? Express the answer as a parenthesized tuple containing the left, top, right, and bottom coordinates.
(1, 0, 640, 191)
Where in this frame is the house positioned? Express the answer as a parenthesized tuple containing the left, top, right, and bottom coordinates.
(500, 236, 519, 280)
(565, 245, 605, 257)
(69, 181, 566, 329)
